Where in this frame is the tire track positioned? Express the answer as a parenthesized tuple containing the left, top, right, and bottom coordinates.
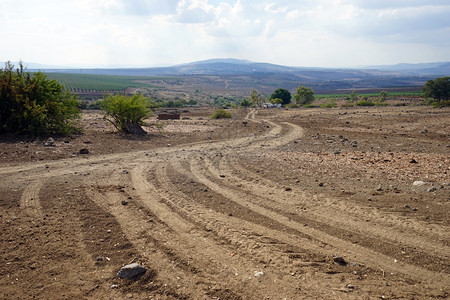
(210, 154, 450, 259)
(20, 180, 44, 217)
(129, 162, 276, 298)
(188, 155, 449, 287)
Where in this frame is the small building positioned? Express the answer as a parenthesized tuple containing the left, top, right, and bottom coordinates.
(157, 110, 181, 120)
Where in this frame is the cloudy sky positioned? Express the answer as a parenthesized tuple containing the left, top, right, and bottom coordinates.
(1, 0, 449, 68)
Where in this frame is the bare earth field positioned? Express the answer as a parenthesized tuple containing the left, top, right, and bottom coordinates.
(0, 106, 449, 299)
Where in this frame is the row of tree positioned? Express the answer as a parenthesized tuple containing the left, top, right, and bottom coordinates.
(246, 84, 315, 108)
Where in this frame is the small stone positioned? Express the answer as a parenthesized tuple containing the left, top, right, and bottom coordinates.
(404, 204, 410, 209)
(318, 182, 325, 187)
(110, 284, 118, 289)
(412, 181, 426, 186)
(346, 284, 355, 289)
(333, 254, 347, 266)
(428, 187, 437, 193)
(44, 141, 54, 147)
(285, 187, 292, 191)
(79, 148, 89, 154)
(121, 200, 128, 206)
(412, 207, 418, 211)
(333, 150, 341, 155)
(220, 174, 225, 178)
(118, 263, 146, 280)
(376, 185, 383, 191)
(409, 159, 418, 164)
(254, 271, 264, 277)
(96, 257, 104, 262)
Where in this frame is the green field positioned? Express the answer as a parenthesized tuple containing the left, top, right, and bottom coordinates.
(44, 73, 163, 92)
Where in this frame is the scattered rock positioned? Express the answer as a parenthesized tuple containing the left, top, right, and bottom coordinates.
(346, 284, 355, 289)
(118, 263, 146, 280)
(285, 187, 292, 191)
(44, 141, 54, 147)
(412, 207, 418, 211)
(404, 204, 411, 209)
(428, 187, 437, 193)
(412, 181, 425, 186)
(376, 185, 383, 191)
(254, 271, 264, 277)
(333, 150, 341, 155)
(121, 200, 128, 206)
(79, 148, 89, 155)
(220, 174, 226, 178)
(318, 182, 325, 187)
(333, 254, 347, 266)
(409, 159, 418, 164)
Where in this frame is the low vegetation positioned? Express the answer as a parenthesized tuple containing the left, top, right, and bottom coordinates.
(0, 62, 81, 136)
(99, 94, 152, 133)
(211, 109, 232, 119)
(293, 83, 315, 106)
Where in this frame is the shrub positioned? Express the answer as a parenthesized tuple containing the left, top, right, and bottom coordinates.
(422, 76, 449, 101)
(356, 100, 375, 106)
(293, 84, 315, 106)
(341, 103, 354, 108)
(431, 100, 450, 108)
(320, 102, 337, 108)
(99, 93, 152, 133)
(303, 104, 319, 108)
(0, 62, 81, 136)
(211, 109, 232, 119)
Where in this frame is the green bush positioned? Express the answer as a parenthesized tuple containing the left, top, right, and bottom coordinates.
(0, 62, 81, 136)
(320, 102, 337, 108)
(99, 93, 152, 133)
(356, 100, 375, 106)
(211, 109, 232, 119)
(303, 104, 319, 108)
(431, 100, 450, 108)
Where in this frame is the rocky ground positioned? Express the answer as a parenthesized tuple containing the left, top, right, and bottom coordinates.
(0, 106, 448, 299)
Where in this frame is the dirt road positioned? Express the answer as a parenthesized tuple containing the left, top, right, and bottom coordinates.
(1, 107, 448, 299)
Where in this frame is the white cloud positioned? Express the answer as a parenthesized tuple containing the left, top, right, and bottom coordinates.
(0, 0, 449, 67)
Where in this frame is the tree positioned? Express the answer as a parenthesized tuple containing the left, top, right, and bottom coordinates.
(422, 76, 450, 101)
(270, 98, 283, 105)
(270, 88, 291, 105)
(249, 89, 264, 107)
(379, 90, 388, 102)
(0, 62, 81, 136)
(349, 90, 359, 102)
(293, 84, 315, 106)
(240, 98, 251, 107)
(99, 93, 152, 134)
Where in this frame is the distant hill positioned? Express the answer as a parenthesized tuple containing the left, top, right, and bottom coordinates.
(22, 58, 448, 78)
(5, 58, 449, 92)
